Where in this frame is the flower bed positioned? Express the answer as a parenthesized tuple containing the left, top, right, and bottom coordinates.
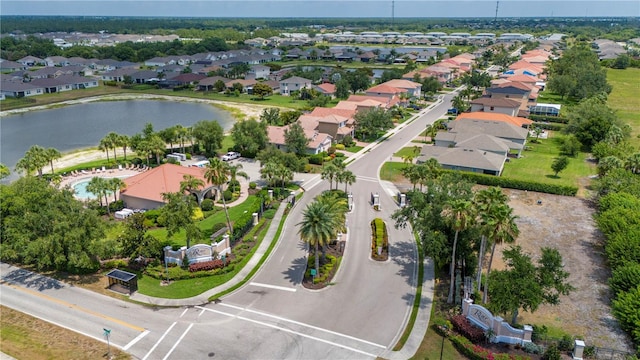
(371, 218, 389, 261)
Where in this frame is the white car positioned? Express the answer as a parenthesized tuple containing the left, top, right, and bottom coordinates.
(221, 151, 241, 161)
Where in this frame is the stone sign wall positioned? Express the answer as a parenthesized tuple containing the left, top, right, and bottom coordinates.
(462, 299, 533, 345)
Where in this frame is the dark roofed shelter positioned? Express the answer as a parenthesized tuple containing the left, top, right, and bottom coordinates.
(106, 269, 138, 294)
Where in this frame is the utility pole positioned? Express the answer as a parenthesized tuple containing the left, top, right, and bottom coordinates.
(391, 0, 395, 29)
(494, 1, 499, 23)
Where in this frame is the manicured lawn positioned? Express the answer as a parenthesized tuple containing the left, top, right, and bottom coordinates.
(0, 306, 130, 360)
(502, 133, 595, 189)
(138, 217, 270, 298)
(379, 162, 409, 183)
(345, 145, 364, 153)
(607, 68, 640, 149)
(147, 195, 259, 244)
(394, 146, 422, 159)
(535, 91, 579, 109)
(221, 135, 235, 152)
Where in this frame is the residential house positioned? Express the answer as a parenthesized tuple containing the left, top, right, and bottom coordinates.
(279, 76, 312, 96)
(267, 125, 333, 154)
(130, 70, 161, 84)
(365, 84, 407, 99)
(120, 164, 216, 210)
(417, 146, 506, 176)
(44, 56, 70, 67)
(484, 81, 538, 116)
(379, 79, 422, 98)
(448, 117, 530, 156)
(197, 76, 230, 91)
(17, 56, 45, 67)
(456, 112, 533, 129)
(246, 65, 270, 80)
(225, 79, 257, 93)
(0, 80, 44, 98)
(158, 73, 207, 88)
(313, 83, 336, 98)
(0, 60, 27, 72)
(101, 68, 139, 82)
(469, 98, 521, 116)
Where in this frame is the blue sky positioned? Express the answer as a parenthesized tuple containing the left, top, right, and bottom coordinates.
(1, 1, 639, 18)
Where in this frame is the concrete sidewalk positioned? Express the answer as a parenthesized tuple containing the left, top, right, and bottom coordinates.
(129, 201, 287, 306)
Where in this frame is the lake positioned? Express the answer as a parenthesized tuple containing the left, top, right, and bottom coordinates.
(0, 99, 234, 181)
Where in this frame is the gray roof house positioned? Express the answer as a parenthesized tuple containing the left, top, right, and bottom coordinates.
(0, 80, 45, 98)
(417, 146, 506, 176)
(279, 76, 312, 96)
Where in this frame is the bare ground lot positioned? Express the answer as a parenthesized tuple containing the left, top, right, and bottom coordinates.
(493, 189, 633, 352)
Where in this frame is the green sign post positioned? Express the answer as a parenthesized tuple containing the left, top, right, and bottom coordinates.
(103, 328, 111, 358)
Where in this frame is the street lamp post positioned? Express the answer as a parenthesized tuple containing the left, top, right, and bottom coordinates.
(439, 325, 447, 360)
(103, 328, 111, 358)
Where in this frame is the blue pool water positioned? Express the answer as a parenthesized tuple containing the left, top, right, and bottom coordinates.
(72, 176, 129, 200)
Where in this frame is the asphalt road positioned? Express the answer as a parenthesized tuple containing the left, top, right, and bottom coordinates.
(0, 93, 455, 360)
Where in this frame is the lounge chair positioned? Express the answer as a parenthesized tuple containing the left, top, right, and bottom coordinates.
(101, 166, 106, 172)
(81, 169, 89, 175)
(118, 164, 123, 171)
(92, 168, 96, 174)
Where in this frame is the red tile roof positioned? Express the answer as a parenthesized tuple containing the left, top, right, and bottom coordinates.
(366, 84, 407, 95)
(315, 83, 336, 94)
(121, 164, 212, 204)
(309, 107, 357, 118)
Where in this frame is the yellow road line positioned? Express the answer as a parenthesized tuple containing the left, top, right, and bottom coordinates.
(0, 280, 145, 332)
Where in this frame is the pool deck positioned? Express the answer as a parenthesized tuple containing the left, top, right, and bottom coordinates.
(59, 167, 142, 198)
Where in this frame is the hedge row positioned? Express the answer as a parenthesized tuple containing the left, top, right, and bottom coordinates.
(447, 170, 578, 196)
(231, 196, 263, 241)
(188, 258, 231, 272)
(532, 122, 566, 131)
(528, 114, 568, 124)
(449, 335, 532, 360)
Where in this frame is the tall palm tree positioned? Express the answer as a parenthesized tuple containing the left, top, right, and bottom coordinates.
(260, 161, 279, 187)
(297, 199, 344, 278)
(276, 165, 293, 189)
(321, 163, 339, 190)
(340, 170, 356, 193)
(205, 158, 233, 235)
(15, 145, 48, 178)
(108, 177, 126, 202)
(106, 132, 121, 161)
(473, 187, 508, 292)
(416, 158, 440, 191)
(180, 174, 205, 204)
(99, 136, 112, 162)
(441, 199, 474, 304)
(482, 204, 519, 303)
(228, 164, 249, 192)
(45, 147, 61, 174)
(118, 134, 130, 161)
(86, 177, 110, 215)
(148, 135, 167, 165)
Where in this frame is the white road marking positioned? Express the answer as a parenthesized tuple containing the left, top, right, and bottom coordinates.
(195, 306, 379, 357)
(142, 322, 177, 360)
(356, 175, 378, 182)
(123, 329, 150, 351)
(179, 308, 189, 318)
(198, 307, 206, 318)
(162, 323, 194, 360)
(249, 282, 297, 292)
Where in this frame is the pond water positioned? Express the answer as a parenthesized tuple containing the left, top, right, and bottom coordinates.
(1, 99, 234, 181)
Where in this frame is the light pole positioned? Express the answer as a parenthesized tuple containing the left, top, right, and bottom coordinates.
(439, 325, 447, 360)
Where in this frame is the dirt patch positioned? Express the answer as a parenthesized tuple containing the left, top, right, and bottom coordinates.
(493, 189, 633, 352)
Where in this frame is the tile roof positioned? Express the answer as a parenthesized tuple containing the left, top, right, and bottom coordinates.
(267, 126, 287, 145)
(366, 84, 407, 95)
(418, 146, 505, 172)
(469, 97, 521, 108)
(450, 118, 529, 140)
(121, 164, 212, 204)
(381, 79, 421, 89)
(314, 83, 336, 94)
(508, 60, 544, 72)
(456, 112, 533, 127)
(504, 74, 539, 83)
(309, 107, 356, 118)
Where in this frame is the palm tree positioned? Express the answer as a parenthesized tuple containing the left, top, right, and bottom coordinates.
(416, 158, 440, 191)
(321, 163, 339, 190)
(625, 152, 640, 174)
(402, 165, 421, 191)
(228, 164, 249, 192)
(441, 199, 474, 304)
(473, 187, 508, 292)
(175, 125, 188, 153)
(108, 177, 126, 202)
(482, 204, 519, 303)
(106, 132, 121, 161)
(118, 134, 130, 161)
(99, 136, 113, 162)
(180, 174, 205, 194)
(276, 165, 293, 189)
(297, 199, 344, 278)
(86, 177, 110, 215)
(15, 145, 48, 178)
(148, 135, 167, 165)
(260, 161, 280, 187)
(205, 158, 233, 235)
(45, 147, 61, 174)
(340, 170, 356, 193)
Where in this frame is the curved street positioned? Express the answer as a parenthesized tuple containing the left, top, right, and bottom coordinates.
(0, 93, 455, 359)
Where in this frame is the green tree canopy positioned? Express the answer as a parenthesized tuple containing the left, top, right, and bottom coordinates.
(284, 121, 309, 156)
(231, 119, 268, 158)
(192, 120, 224, 156)
(546, 46, 612, 100)
(354, 107, 393, 140)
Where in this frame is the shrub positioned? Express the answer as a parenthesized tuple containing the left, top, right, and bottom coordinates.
(188, 258, 231, 272)
(185, 153, 192, 160)
(103, 259, 128, 269)
(341, 135, 355, 147)
(450, 315, 485, 343)
(223, 190, 233, 201)
(450, 170, 578, 196)
(228, 179, 241, 193)
(192, 207, 204, 221)
(335, 144, 345, 150)
(201, 198, 214, 211)
(323, 156, 332, 163)
(542, 344, 561, 360)
(531, 122, 565, 131)
(335, 152, 345, 158)
(249, 182, 257, 189)
(263, 209, 276, 219)
(144, 209, 162, 223)
(309, 154, 323, 165)
(304, 164, 313, 173)
(108, 200, 125, 212)
(327, 146, 336, 155)
(143, 218, 155, 228)
(450, 335, 532, 360)
(523, 342, 543, 354)
(528, 114, 568, 124)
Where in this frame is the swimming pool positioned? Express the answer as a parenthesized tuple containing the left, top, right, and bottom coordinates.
(72, 176, 129, 200)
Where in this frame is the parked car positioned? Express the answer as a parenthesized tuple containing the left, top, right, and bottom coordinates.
(221, 151, 241, 161)
(447, 108, 458, 115)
